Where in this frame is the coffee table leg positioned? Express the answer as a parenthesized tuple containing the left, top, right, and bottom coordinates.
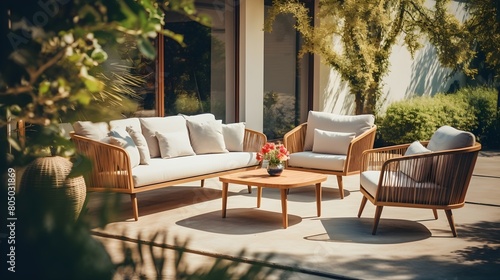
(257, 186, 262, 208)
(316, 183, 322, 217)
(222, 182, 228, 218)
(280, 189, 288, 228)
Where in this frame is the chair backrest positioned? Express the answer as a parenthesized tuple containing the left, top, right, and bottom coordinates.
(429, 143, 481, 205)
(303, 111, 375, 151)
(426, 126, 479, 205)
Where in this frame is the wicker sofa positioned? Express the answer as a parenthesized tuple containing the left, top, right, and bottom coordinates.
(70, 113, 267, 221)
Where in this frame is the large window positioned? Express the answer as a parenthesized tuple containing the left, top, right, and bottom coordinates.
(161, 0, 235, 121)
(129, 0, 312, 131)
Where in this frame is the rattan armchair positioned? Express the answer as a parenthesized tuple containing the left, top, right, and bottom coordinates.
(357, 129, 481, 237)
(283, 112, 377, 199)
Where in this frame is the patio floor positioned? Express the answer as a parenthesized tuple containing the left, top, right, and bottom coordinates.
(89, 151, 500, 279)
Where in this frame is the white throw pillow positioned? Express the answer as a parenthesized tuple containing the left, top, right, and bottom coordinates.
(155, 131, 196, 158)
(401, 141, 432, 182)
(139, 116, 188, 158)
(186, 119, 228, 154)
(222, 122, 245, 152)
(312, 129, 355, 155)
(126, 126, 151, 165)
(73, 121, 109, 141)
(304, 111, 375, 151)
(108, 128, 140, 168)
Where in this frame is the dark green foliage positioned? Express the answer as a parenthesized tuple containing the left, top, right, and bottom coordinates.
(164, 21, 212, 116)
(455, 86, 500, 148)
(1, 189, 114, 280)
(378, 88, 495, 145)
(263, 91, 296, 140)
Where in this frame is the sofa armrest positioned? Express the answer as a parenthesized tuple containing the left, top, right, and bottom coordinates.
(70, 132, 134, 192)
(345, 125, 377, 173)
(283, 123, 307, 154)
(243, 128, 267, 152)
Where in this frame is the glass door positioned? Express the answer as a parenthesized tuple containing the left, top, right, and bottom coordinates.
(264, 3, 309, 140)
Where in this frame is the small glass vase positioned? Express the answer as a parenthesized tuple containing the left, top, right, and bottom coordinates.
(267, 162, 284, 176)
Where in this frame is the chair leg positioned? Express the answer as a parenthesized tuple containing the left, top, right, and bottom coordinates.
(372, 206, 383, 235)
(247, 185, 251, 193)
(131, 194, 139, 221)
(432, 209, 438, 220)
(358, 196, 368, 218)
(201, 179, 205, 187)
(445, 209, 458, 237)
(336, 176, 344, 199)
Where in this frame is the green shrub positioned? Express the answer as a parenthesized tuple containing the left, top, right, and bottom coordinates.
(455, 87, 500, 149)
(378, 94, 476, 145)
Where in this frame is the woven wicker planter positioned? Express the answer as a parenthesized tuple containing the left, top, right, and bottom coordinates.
(20, 156, 86, 220)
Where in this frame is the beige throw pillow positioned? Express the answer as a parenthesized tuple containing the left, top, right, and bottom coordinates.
(401, 141, 432, 182)
(139, 116, 188, 158)
(155, 131, 196, 158)
(186, 119, 228, 154)
(222, 122, 245, 152)
(108, 128, 140, 168)
(312, 129, 355, 155)
(126, 126, 151, 165)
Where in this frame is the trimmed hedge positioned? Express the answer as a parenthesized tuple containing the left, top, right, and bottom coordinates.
(456, 87, 500, 148)
(378, 87, 499, 148)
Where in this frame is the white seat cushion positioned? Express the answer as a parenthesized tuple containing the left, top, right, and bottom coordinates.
(131, 152, 259, 187)
(288, 151, 346, 171)
(303, 111, 374, 151)
(360, 170, 441, 199)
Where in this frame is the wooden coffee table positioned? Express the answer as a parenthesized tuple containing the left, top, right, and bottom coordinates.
(219, 169, 328, 228)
